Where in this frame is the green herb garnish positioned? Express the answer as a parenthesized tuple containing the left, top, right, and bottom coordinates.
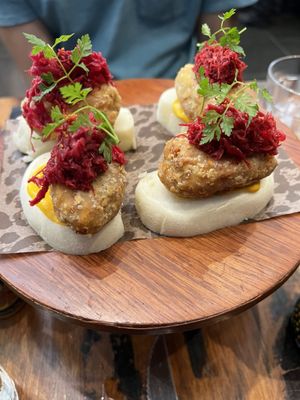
(24, 33, 119, 163)
(59, 82, 92, 105)
(23, 32, 92, 101)
(198, 67, 272, 144)
(195, 9, 273, 144)
(198, 9, 246, 55)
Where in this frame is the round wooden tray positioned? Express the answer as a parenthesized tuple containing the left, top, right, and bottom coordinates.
(0, 79, 299, 334)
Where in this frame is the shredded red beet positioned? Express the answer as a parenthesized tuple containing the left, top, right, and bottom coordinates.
(193, 43, 247, 84)
(23, 76, 69, 133)
(112, 145, 126, 165)
(29, 50, 112, 87)
(185, 103, 286, 161)
(23, 49, 113, 132)
(29, 125, 125, 206)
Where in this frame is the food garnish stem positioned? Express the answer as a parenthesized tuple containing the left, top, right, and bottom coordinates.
(79, 102, 119, 144)
(46, 43, 74, 83)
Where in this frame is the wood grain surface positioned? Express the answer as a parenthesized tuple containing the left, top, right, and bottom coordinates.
(0, 270, 299, 400)
(0, 79, 299, 334)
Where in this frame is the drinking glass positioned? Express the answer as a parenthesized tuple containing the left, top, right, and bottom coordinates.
(266, 55, 300, 139)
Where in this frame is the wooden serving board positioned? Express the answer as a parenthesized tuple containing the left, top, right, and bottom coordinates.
(0, 79, 299, 334)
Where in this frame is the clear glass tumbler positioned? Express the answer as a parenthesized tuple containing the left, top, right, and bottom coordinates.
(266, 55, 300, 139)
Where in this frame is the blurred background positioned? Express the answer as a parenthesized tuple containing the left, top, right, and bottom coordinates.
(0, 0, 299, 97)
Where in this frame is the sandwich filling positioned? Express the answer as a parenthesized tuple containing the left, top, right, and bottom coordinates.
(159, 9, 286, 199)
(22, 33, 127, 235)
(22, 33, 120, 135)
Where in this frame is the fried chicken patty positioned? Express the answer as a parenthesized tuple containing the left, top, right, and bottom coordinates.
(86, 84, 121, 124)
(50, 163, 126, 234)
(158, 136, 277, 198)
(175, 64, 204, 121)
(174, 64, 245, 122)
(72, 83, 121, 125)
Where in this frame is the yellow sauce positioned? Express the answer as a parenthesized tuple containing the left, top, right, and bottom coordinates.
(172, 99, 190, 123)
(27, 164, 63, 224)
(244, 182, 260, 193)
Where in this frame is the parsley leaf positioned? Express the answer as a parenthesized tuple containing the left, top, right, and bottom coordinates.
(77, 34, 92, 57)
(202, 110, 220, 124)
(99, 141, 112, 163)
(197, 67, 231, 104)
(234, 93, 259, 117)
(197, 76, 210, 97)
(71, 34, 92, 64)
(200, 110, 222, 144)
(43, 46, 56, 59)
(230, 45, 245, 56)
(41, 122, 58, 138)
(249, 80, 258, 91)
(71, 47, 81, 64)
(261, 88, 273, 103)
(200, 111, 234, 144)
(201, 124, 220, 144)
(222, 9, 236, 20)
(197, 8, 246, 56)
(23, 33, 47, 55)
(23, 32, 46, 47)
(220, 115, 234, 136)
(69, 113, 91, 132)
(77, 62, 89, 73)
(33, 82, 57, 102)
(41, 72, 55, 84)
(197, 66, 220, 99)
(53, 34, 74, 48)
(59, 82, 92, 104)
(201, 23, 211, 37)
(50, 106, 64, 123)
(215, 82, 232, 104)
(219, 27, 245, 55)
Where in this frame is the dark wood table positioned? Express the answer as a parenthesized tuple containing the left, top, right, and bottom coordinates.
(0, 79, 300, 334)
(0, 273, 299, 399)
(0, 83, 299, 399)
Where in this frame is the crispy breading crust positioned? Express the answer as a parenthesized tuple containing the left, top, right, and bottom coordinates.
(174, 64, 244, 121)
(158, 136, 277, 198)
(72, 83, 121, 125)
(51, 163, 126, 234)
(175, 64, 206, 120)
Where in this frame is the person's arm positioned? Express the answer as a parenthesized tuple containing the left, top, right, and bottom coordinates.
(0, 20, 52, 79)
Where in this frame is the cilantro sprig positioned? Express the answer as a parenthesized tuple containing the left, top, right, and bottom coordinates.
(198, 8, 246, 55)
(197, 67, 272, 144)
(24, 33, 120, 163)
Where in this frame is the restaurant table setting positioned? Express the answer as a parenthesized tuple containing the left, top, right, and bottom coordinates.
(1, 104, 300, 254)
(0, 77, 299, 399)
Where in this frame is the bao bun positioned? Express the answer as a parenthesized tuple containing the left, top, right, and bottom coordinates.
(20, 153, 124, 255)
(13, 116, 55, 161)
(156, 87, 183, 135)
(135, 170, 274, 237)
(14, 107, 136, 161)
